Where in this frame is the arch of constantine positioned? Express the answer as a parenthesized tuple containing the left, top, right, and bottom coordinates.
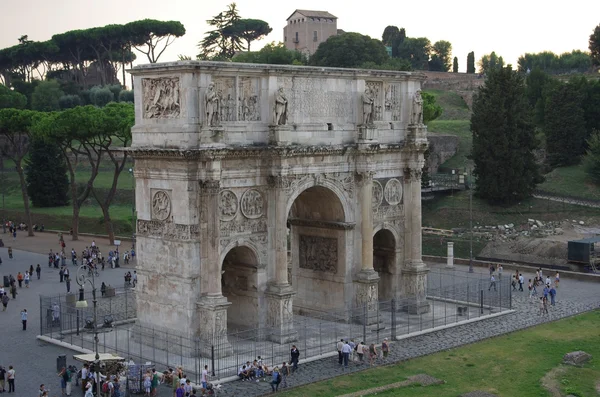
(129, 61, 429, 353)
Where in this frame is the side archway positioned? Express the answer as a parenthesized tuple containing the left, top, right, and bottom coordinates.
(221, 245, 260, 331)
(373, 228, 396, 300)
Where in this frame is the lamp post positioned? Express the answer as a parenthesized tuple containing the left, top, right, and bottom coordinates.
(128, 168, 135, 250)
(467, 167, 474, 273)
(75, 264, 100, 396)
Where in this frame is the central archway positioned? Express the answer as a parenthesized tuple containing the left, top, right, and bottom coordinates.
(373, 229, 396, 300)
(221, 246, 259, 331)
(288, 186, 350, 314)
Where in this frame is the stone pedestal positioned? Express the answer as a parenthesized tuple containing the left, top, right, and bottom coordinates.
(358, 125, 378, 144)
(269, 125, 293, 146)
(265, 283, 297, 344)
(355, 269, 381, 326)
(401, 266, 430, 314)
(195, 295, 232, 357)
(446, 242, 454, 268)
(407, 123, 427, 145)
(199, 126, 225, 145)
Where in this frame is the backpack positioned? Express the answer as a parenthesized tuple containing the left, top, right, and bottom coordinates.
(102, 382, 109, 393)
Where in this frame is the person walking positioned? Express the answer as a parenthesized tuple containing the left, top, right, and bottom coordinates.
(9, 283, 16, 299)
(341, 340, 352, 369)
(549, 285, 557, 306)
(2, 293, 9, 311)
(66, 278, 71, 293)
(36, 264, 41, 280)
(368, 343, 377, 367)
(290, 345, 300, 373)
(20, 309, 27, 330)
(8, 247, 13, 259)
(381, 338, 390, 362)
(16, 272, 23, 288)
(488, 274, 496, 292)
(336, 339, 344, 366)
(356, 341, 365, 362)
(555, 272, 560, 288)
(24, 272, 30, 288)
(270, 368, 281, 393)
(518, 274, 524, 292)
(0, 365, 6, 392)
(7, 365, 15, 393)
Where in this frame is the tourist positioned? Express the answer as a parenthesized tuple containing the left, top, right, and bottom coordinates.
(16, 272, 23, 288)
(528, 279, 536, 299)
(0, 365, 6, 392)
(84, 382, 93, 397)
(336, 339, 344, 366)
(549, 285, 557, 306)
(545, 276, 551, 286)
(488, 274, 496, 291)
(555, 272, 560, 288)
(66, 278, 71, 293)
(270, 367, 281, 393)
(497, 264, 503, 279)
(7, 365, 15, 393)
(542, 296, 549, 315)
(171, 369, 180, 397)
(151, 369, 159, 396)
(381, 338, 390, 362)
(348, 339, 356, 361)
(132, 271, 138, 288)
(2, 292, 9, 311)
(368, 343, 377, 367)
(356, 341, 365, 362)
(20, 308, 27, 330)
(9, 282, 16, 299)
(81, 364, 89, 392)
(280, 362, 289, 388)
(36, 264, 41, 279)
(543, 284, 549, 300)
(341, 340, 352, 369)
(290, 345, 300, 372)
(143, 371, 152, 396)
(175, 383, 185, 397)
(58, 367, 69, 396)
(518, 273, 524, 291)
(101, 282, 107, 297)
(24, 271, 30, 288)
(113, 376, 122, 397)
(64, 267, 70, 281)
(511, 275, 517, 291)
(200, 365, 209, 390)
(237, 365, 249, 381)
(71, 249, 77, 266)
(183, 379, 193, 396)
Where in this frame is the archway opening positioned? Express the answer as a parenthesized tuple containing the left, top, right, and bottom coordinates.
(373, 229, 396, 301)
(288, 186, 347, 314)
(221, 246, 259, 331)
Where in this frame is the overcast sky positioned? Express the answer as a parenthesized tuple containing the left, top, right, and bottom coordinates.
(2, 0, 598, 81)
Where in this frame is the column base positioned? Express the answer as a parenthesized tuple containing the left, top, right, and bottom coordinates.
(355, 270, 381, 326)
(358, 125, 378, 145)
(265, 283, 298, 344)
(401, 266, 430, 314)
(196, 295, 233, 358)
(268, 125, 293, 146)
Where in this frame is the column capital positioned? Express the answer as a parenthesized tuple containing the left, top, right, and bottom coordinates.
(403, 167, 422, 183)
(355, 170, 375, 185)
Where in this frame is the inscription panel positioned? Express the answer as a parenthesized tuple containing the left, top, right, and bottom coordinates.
(291, 77, 353, 120)
(299, 235, 338, 273)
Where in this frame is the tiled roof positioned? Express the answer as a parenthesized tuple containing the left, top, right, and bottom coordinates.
(287, 9, 337, 20)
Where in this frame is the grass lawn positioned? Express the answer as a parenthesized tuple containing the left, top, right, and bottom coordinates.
(537, 164, 600, 201)
(424, 89, 471, 121)
(281, 310, 600, 397)
(427, 120, 472, 170)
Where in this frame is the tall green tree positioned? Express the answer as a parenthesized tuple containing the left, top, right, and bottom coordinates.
(0, 84, 27, 109)
(126, 19, 186, 63)
(478, 51, 504, 74)
(544, 82, 587, 167)
(589, 24, 600, 66)
(396, 37, 431, 70)
(422, 92, 442, 123)
(310, 33, 388, 68)
(583, 130, 600, 184)
(227, 19, 272, 51)
(198, 3, 244, 59)
(452, 57, 459, 73)
(466, 51, 475, 73)
(382, 26, 401, 47)
(471, 66, 542, 204)
(31, 80, 64, 111)
(25, 135, 69, 207)
(0, 108, 37, 235)
(232, 42, 305, 65)
(429, 40, 452, 72)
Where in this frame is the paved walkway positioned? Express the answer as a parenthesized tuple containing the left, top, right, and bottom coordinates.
(1, 242, 599, 397)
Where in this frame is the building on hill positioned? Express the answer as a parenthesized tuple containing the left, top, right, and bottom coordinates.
(283, 9, 338, 56)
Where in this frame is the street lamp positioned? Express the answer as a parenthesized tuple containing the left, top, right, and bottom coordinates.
(128, 168, 135, 250)
(75, 265, 100, 396)
(467, 166, 474, 273)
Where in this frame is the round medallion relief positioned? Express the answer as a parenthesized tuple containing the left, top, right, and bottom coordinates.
(219, 190, 239, 221)
(372, 180, 383, 209)
(384, 178, 403, 205)
(240, 189, 264, 219)
(151, 190, 171, 221)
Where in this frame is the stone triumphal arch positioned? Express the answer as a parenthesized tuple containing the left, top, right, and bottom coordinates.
(130, 61, 429, 352)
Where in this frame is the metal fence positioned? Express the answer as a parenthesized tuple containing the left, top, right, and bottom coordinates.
(38, 268, 511, 382)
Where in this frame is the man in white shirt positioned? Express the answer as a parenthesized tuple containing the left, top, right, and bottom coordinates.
(7, 366, 15, 393)
(201, 365, 209, 389)
(341, 340, 352, 369)
(356, 342, 365, 362)
(336, 339, 344, 366)
(81, 364, 89, 392)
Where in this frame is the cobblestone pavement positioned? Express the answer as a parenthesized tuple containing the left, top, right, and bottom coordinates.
(2, 243, 599, 397)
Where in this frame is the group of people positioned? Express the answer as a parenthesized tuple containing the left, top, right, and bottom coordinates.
(0, 365, 16, 393)
(337, 339, 389, 369)
(3, 220, 26, 236)
(162, 365, 213, 396)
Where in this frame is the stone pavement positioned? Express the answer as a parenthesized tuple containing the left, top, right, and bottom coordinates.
(1, 242, 599, 397)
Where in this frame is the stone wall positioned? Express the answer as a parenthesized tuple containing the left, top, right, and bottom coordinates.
(426, 134, 459, 173)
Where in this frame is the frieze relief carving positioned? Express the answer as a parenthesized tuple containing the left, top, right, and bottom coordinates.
(299, 235, 338, 273)
(219, 190, 239, 221)
(356, 284, 378, 310)
(142, 77, 180, 119)
(137, 220, 200, 241)
(151, 190, 172, 221)
(372, 180, 383, 209)
(238, 77, 261, 121)
(240, 189, 264, 219)
(384, 178, 403, 205)
(385, 84, 402, 121)
(268, 174, 312, 192)
(212, 78, 235, 123)
(220, 218, 268, 237)
(374, 205, 404, 221)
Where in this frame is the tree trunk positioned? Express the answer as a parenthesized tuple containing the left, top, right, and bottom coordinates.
(15, 159, 34, 237)
(101, 204, 115, 245)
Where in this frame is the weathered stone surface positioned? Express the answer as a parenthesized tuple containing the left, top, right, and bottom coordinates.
(563, 351, 592, 366)
(461, 392, 499, 397)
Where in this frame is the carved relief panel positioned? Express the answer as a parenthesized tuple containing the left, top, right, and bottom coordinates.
(366, 81, 383, 121)
(240, 189, 264, 219)
(384, 178, 403, 205)
(142, 77, 181, 119)
(150, 189, 172, 221)
(372, 180, 383, 209)
(213, 77, 236, 122)
(385, 84, 402, 121)
(238, 77, 261, 121)
(299, 235, 338, 273)
(219, 189, 239, 221)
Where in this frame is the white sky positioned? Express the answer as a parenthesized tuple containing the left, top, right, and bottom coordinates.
(1, 0, 598, 81)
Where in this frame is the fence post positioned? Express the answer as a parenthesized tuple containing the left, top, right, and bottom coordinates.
(319, 321, 322, 355)
(362, 304, 367, 343)
(467, 284, 470, 320)
(480, 289, 484, 315)
(391, 299, 396, 340)
(509, 280, 512, 310)
(39, 295, 43, 335)
(211, 344, 216, 377)
(166, 330, 169, 369)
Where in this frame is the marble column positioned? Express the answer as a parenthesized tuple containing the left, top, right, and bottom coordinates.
(195, 178, 232, 356)
(355, 171, 380, 324)
(266, 175, 297, 343)
(402, 166, 430, 314)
